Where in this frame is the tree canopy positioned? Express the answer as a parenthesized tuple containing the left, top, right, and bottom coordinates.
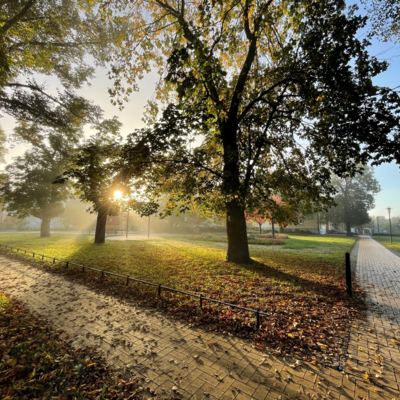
(101, 0, 400, 263)
(322, 166, 381, 236)
(55, 119, 124, 243)
(362, 0, 400, 43)
(0, 0, 123, 144)
(0, 132, 73, 237)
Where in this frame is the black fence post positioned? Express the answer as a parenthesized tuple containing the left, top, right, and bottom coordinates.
(158, 284, 161, 297)
(66, 261, 69, 268)
(256, 309, 260, 330)
(200, 294, 203, 310)
(345, 252, 352, 297)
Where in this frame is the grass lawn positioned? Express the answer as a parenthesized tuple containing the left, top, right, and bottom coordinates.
(0, 233, 359, 360)
(374, 236, 400, 253)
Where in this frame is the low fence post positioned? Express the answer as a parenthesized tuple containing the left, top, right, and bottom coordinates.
(256, 309, 260, 330)
(158, 284, 161, 297)
(66, 261, 69, 268)
(345, 252, 352, 297)
(200, 294, 203, 310)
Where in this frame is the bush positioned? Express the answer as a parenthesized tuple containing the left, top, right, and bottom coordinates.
(253, 234, 289, 239)
(187, 234, 286, 246)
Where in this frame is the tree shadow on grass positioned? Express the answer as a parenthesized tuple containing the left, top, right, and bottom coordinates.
(241, 258, 348, 300)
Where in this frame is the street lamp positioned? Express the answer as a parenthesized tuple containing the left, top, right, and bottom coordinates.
(387, 207, 393, 244)
(377, 216, 380, 239)
(126, 209, 130, 238)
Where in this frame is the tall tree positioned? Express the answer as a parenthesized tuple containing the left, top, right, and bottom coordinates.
(55, 119, 123, 244)
(103, 0, 400, 263)
(0, 133, 73, 237)
(322, 166, 380, 236)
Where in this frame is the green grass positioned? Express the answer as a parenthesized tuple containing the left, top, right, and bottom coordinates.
(0, 232, 354, 297)
(0, 293, 9, 307)
(374, 236, 400, 253)
(0, 232, 358, 357)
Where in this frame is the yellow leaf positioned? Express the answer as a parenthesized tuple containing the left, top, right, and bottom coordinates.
(288, 333, 295, 339)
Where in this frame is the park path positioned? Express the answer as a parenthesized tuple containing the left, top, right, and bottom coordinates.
(343, 236, 400, 400)
(0, 237, 399, 399)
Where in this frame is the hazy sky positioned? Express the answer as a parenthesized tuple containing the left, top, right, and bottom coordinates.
(1, 1, 399, 218)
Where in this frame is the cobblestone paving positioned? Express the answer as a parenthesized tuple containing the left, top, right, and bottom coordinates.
(0, 237, 399, 399)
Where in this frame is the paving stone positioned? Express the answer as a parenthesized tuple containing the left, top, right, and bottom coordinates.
(1, 236, 400, 399)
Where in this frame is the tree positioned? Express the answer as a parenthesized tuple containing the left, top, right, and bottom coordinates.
(246, 197, 299, 236)
(0, 125, 7, 163)
(103, 0, 400, 263)
(245, 209, 267, 235)
(362, 0, 400, 43)
(0, 0, 126, 152)
(322, 166, 380, 236)
(0, 133, 73, 237)
(55, 119, 124, 244)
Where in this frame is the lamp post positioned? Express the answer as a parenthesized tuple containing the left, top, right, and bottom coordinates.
(388, 207, 393, 244)
(377, 216, 380, 239)
(126, 210, 130, 238)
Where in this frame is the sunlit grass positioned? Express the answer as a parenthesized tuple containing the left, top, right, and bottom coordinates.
(0, 293, 9, 308)
(0, 233, 355, 295)
(375, 236, 400, 253)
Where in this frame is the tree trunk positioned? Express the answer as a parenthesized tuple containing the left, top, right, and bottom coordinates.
(94, 205, 108, 244)
(259, 223, 262, 235)
(271, 218, 275, 239)
(40, 217, 51, 237)
(220, 118, 252, 264)
(346, 221, 353, 236)
(226, 199, 251, 263)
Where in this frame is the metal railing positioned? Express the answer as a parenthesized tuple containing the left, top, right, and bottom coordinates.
(0, 243, 269, 329)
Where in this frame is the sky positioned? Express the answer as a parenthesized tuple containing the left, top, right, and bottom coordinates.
(1, 1, 399, 218)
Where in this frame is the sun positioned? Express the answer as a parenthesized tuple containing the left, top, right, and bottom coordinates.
(114, 190, 123, 199)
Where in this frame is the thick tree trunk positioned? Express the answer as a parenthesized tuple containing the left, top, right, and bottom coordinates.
(346, 221, 353, 236)
(226, 199, 251, 263)
(221, 119, 252, 264)
(40, 217, 51, 237)
(94, 205, 108, 244)
(271, 218, 275, 239)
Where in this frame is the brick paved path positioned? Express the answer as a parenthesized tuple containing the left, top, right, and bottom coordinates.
(343, 236, 400, 400)
(0, 237, 399, 399)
